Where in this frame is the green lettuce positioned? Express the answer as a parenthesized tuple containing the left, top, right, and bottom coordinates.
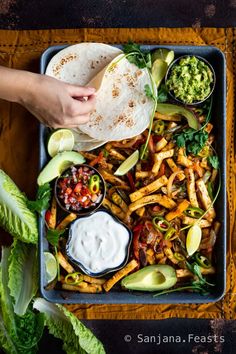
(33, 298, 106, 354)
(0, 169, 38, 244)
(8, 239, 38, 316)
(0, 247, 44, 354)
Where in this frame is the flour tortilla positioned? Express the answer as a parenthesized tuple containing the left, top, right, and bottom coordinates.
(78, 54, 156, 141)
(45, 43, 122, 85)
(72, 130, 105, 151)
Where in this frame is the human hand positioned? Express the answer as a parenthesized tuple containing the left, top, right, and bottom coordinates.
(20, 73, 96, 128)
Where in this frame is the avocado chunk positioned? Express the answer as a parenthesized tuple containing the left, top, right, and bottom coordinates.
(37, 151, 85, 186)
(121, 264, 177, 292)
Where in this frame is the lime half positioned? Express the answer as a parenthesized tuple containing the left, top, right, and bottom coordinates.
(152, 49, 175, 66)
(114, 150, 139, 176)
(44, 251, 57, 284)
(186, 224, 202, 256)
(47, 129, 75, 157)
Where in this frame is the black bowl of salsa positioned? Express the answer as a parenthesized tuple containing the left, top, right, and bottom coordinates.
(54, 164, 106, 216)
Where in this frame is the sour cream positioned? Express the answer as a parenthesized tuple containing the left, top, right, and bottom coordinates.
(67, 211, 131, 274)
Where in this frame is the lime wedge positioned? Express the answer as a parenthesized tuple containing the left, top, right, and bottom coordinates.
(114, 150, 139, 176)
(186, 224, 202, 256)
(151, 59, 168, 88)
(47, 129, 75, 157)
(152, 49, 175, 66)
(44, 251, 57, 284)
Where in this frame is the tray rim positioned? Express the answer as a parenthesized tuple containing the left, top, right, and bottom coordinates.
(39, 43, 227, 304)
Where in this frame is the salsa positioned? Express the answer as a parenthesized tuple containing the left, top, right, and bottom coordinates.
(57, 165, 103, 211)
(166, 55, 214, 104)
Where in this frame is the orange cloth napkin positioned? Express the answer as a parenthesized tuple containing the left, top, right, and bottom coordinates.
(0, 28, 235, 320)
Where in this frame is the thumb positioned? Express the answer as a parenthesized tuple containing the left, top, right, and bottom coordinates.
(66, 84, 96, 98)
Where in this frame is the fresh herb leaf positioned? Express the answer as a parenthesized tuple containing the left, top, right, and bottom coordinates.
(157, 84, 168, 103)
(144, 84, 156, 101)
(123, 41, 151, 69)
(27, 183, 51, 214)
(46, 228, 65, 247)
(208, 155, 219, 169)
(174, 128, 208, 155)
(154, 261, 215, 297)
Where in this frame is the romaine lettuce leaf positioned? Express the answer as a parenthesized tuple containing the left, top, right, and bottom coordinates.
(8, 239, 38, 316)
(0, 247, 44, 354)
(33, 298, 106, 354)
(0, 169, 38, 244)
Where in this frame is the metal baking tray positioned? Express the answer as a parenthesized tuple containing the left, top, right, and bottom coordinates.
(39, 44, 226, 304)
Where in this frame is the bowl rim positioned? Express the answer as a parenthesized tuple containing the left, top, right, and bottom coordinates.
(165, 54, 216, 105)
(65, 208, 133, 277)
(54, 163, 106, 216)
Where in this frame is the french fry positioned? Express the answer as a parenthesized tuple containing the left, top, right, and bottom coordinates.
(57, 252, 75, 274)
(185, 168, 199, 207)
(177, 148, 193, 168)
(163, 247, 179, 264)
(181, 215, 212, 228)
(176, 267, 215, 278)
(152, 149, 174, 174)
(62, 283, 103, 293)
(196, 178, 216, 219)
(166, 158, 185, 181)
(109, 148, 126, 161)
(56, 213, 77, 231)
(99, 169, 126, 186)
(82, 275, 106, 285)
(129, 194, 176, 213)
(210, 169, 218, 183)
(204, 123, 213, 134)
(129, 175, 168, 202)
(47, 196, 57, 229)
(158, 257, 167, 264)
(103, 259, 138, 292)
(136, 206, 146, 217)
(135, 171, 150, 179)
(162, 141, 175, 151)
(154, 112, 181, 121)
(111, 192, 128, 212)
(155, 137, 168, 152)
(102, 198, 126, 220)
(165, 199, 190, 221)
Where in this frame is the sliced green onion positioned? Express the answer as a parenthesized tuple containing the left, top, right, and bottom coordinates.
(140, 144, 149, 160)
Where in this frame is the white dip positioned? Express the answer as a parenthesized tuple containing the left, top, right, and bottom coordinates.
(67, 211, 130, 273)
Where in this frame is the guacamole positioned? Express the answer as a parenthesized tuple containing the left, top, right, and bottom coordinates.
(166, 56, 214, 104)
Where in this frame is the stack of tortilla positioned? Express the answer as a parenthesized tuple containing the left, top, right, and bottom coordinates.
(46, 43, 155, 151)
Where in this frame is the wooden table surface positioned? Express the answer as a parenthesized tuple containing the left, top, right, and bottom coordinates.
(0, 1, 235, 353)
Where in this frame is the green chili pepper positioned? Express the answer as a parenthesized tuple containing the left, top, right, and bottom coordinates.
(65, 272, 83, 285)
(174, 252, 185, 262)
(140, 144, 149, 160)
(152, 120, 165, 135)
(184, 206, 205, 219)
(195, 253, 211, 269)
(89, 174, 100, 194)
(152, 216, 170, 232)
(164, 227, 176, 240)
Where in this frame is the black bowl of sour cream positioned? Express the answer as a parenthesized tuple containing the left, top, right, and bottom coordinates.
(66, 209, 133, 277)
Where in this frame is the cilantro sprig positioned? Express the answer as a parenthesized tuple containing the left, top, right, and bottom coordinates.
(154, 262, 215, 297)
(174, 128, 209, 155)
(46, 228, 66, 247)
(123, 42, 152, 69)
(27, 183, 52, 215)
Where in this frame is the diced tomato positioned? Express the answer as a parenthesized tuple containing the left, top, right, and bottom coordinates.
(74, 182, 82, 193)
(65, 187, 73, 195)
(81, 186, 90, 196)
